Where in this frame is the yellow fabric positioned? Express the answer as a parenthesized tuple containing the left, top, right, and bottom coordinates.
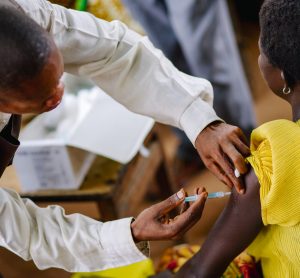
(71, 259, 155, 278)
(50, 0, 144, 33)
(246, 119, 300, 277)
(88, 0, 144, 33)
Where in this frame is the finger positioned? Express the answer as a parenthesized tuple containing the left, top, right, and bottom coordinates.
(195, 186, 205, 195)
(210, 140, 246, 192)
(166, 191, 207, 238)
(180, 191, 189, 214)
(224, 142, 248, 174)
(172, 191, 207, 233)
(221, 143, 247, 182)
(233, 136, 250, 157)
(217, 152, 245, 194)
(210, 157, 234, 189)
(233, 126, 249, 146)
(230, 128, 251, 168)
(200, 151, 234, 189)
(182, 186, 206, 231)
(185, 187, 208, 221)
(219, 140, 248, 194)
(179, 186, 204, 214)
(226, 169, 245, 194)
(151, 188, 186, 216)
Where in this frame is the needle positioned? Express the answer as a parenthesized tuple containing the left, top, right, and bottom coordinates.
(184, 191, 232, 202)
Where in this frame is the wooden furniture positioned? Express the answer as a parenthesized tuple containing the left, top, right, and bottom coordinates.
(0, 124, 179, 221)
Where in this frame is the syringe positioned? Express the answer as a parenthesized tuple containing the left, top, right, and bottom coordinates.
(184, 191, 232, 202)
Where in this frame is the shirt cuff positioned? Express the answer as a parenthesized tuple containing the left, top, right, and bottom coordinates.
(98, 217, 149, 268)
(180, 98, 223, 145)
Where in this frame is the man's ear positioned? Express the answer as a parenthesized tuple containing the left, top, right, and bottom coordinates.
(45, 91, 61, 108)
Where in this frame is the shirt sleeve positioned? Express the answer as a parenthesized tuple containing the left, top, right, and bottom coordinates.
(246, 120, 300, 227)
(0, 188, 148, 272)
(15, 0, 222, 145)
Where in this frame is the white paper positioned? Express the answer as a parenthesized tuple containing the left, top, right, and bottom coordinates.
(19, 87, 154, 164)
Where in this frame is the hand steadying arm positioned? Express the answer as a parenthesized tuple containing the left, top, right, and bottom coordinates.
(195, 121, 250, 193)
(176, 169, 263, 277)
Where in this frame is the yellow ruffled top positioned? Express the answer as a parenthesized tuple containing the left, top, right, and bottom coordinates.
(246, 119, 300, 277)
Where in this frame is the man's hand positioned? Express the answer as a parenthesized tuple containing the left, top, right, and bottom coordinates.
(131, 188, 207, 242)
(195, 122, 250, 194)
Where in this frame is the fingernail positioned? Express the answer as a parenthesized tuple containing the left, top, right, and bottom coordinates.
(176, 189, 185, 199)
(234, 168, 240, 178)
(239, 189, 245, 194)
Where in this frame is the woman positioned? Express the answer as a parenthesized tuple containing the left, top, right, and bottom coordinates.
(172, 0, 300, 277)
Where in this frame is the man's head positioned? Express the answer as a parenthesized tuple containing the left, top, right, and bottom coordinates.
(0, 6, 64, 114)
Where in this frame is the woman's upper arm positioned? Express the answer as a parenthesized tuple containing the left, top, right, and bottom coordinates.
(176, 168, 263, 277)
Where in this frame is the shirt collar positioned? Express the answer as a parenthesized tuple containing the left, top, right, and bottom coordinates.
(0, 113, 11, 132)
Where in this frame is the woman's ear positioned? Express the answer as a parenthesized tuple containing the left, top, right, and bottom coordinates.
(280, 71, 292, 95)
(280, 71, 286, 82)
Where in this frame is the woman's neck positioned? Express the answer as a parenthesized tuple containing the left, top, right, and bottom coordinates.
(291, 102, 300, 122)
(293, 110, 300, 122)
(289, 85, 300, 121)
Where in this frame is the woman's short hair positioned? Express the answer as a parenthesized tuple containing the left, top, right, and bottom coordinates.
(259, 0, 300, 87)
(0, 6, 52, 91)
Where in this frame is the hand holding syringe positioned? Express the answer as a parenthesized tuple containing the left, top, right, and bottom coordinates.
(185, 191, 231, 202)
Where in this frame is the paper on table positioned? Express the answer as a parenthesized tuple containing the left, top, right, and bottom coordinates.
(68, 97, 154, 163)
(20, 87, 154, 164)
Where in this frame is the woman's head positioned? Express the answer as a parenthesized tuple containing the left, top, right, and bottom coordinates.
(259, 0, 300, 95)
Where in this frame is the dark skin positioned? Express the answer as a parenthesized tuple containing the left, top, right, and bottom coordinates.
(175, 170, 262, 277)
(131, 187, 207, 242)
(154, 43, 300, 277)
(151, 170, 262, 278)
(195, 122, 249, 194)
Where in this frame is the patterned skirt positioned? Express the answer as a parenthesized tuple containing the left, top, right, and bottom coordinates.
(157, 244, 262, 278)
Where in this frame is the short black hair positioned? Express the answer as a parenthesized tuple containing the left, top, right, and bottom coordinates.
(259, 0, 300, 87)
(0, 6, 52, 91)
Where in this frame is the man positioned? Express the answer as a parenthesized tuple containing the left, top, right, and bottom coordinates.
(7, 0, 249, 190)
(0, 0, 249, 272)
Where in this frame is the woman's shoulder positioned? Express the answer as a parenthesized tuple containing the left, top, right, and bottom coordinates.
(248, 119, 300, 226)
(249, 119, 300, 166)
(250, 119, 300, 148)
(254, 119, 297, 133)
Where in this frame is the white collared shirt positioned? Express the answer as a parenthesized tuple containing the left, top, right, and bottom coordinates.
(0, 113, 11, 132)
(0, 187, 148, 272)
(1, 0, 222, 272)
(15, 0, 221, 145)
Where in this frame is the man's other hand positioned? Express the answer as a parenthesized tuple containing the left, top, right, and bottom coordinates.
(195, 122, 250, 194)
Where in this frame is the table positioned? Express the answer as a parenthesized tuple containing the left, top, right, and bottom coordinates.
(0, 124, 179, 221)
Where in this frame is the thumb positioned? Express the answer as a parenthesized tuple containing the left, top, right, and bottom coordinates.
(152, 189, 185, 216)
